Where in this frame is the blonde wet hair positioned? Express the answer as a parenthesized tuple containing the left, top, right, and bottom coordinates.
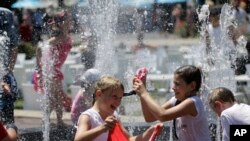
(209, 87, 236, 107)
(92, 75, 124, 104)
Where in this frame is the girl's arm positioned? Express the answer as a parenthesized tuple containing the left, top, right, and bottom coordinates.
(3, 128, 17, 141)
(134, 79, 197, 122)
(133, 77, 172, 122)
(74, 115, 116, 141)
(128, 123, 163, 141)
(140, 99, 172, 122)
(141, 94, 197, 121)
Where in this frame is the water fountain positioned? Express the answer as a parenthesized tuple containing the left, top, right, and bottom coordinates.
(17, 1, 250, 141)
(0, 32, 8, 81)
(193, 3, 248, 140)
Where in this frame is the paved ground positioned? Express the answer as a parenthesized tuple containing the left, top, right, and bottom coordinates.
(72, 32, 200, 48)
(14, 109, 146, 129)
(15, 110, 72, 129)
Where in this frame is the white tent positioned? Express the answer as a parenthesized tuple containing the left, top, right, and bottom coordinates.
(12, 0, 53, 9)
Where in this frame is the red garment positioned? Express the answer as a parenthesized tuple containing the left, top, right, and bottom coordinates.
(149, 124, 162, 141)
(19, 22, 32, 42)
(0, 122, 8, 140)
(32, 71, 43, 92)
(107, 122, 128, 141)
(32, 37, 72, 90)
(47, 36, 72, 80)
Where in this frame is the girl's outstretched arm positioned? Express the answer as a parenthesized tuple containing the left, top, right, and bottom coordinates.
(128, 122, 163, 141)
(134, 79, 197, 122)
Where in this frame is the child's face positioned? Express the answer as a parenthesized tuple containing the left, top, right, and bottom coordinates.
(210, 100, 225, 117)
(210, 103, 220, 116)
(100, 87, 124, 115)
(172, 74, 194, 101)
(48, 14, 71, 36)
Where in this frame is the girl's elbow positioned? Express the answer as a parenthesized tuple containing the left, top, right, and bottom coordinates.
(144, 117, 156, 122)
(158, 118, 165, 122)
(157, 113, 166, 122)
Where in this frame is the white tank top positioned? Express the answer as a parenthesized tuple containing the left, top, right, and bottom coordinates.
(80, 108, 109, 141)
(169, 96, 211, 141)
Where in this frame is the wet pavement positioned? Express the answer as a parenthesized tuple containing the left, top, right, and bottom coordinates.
(14, 110, 72, 129)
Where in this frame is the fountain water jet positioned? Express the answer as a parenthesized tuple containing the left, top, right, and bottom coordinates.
(88, 0, 119, 75)
(18, 1, 250, 141)
(194, 3, 249, 140)
(0, 32, 8, 81)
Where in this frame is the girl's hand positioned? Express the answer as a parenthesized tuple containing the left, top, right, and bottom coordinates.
(102, 115, 117, 131)
(132, 77, 148, 97)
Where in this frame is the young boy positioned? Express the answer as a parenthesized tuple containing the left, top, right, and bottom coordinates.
(209, 87, 250, 141)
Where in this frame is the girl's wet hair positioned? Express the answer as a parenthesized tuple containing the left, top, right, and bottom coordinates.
(47, 10, 69, 25)
(174, 65, 202, 91)
(92, 75, 124, 104)
(209, 87, 235, 105)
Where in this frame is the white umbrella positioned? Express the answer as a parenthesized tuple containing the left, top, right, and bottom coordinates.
(157, 0, 187, 4)
(78, 0, 89, 7)
(119, 0, 155, 9)
(12, 0, 50, 9)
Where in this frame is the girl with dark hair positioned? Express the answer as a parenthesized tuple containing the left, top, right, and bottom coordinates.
(133, 65, 211, 141)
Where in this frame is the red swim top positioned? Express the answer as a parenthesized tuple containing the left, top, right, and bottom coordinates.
(47, 36, 72, 80)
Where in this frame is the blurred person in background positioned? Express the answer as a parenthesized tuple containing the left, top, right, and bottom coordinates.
(0, 7, 19, 126)
(35, 9, 73, 126)
(230, 0, 249, 36)
(19, 15, 32, 42)
(71, 68, 101, 124)
(31, 8, 44, 45)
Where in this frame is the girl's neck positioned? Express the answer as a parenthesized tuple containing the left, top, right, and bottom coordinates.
(186, 91, 197, 98)
(92, 103, 108, 120)
(180, 91, 196, 102)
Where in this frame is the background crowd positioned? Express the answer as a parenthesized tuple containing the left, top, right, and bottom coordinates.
(0, 0, 250, 140)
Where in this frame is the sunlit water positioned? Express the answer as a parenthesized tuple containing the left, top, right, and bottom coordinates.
(195, 3, 248, 140)
(38, 41, 54, 141)
(0, 32, 9, 81)
(36, 1, 249, 140)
